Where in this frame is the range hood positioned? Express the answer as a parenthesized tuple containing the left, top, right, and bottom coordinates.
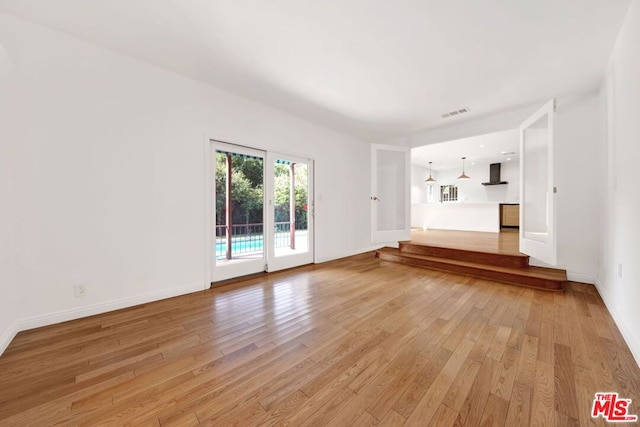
(482, 163, 508, 186)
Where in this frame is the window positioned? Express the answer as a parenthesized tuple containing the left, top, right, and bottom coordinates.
(440, 185, 458, 202)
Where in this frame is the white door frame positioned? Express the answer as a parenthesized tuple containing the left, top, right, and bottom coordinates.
(265, 152, 315, 272)
(204, 137, 315, 286)
(371, 143, 411, 243)
(519, 99, 557, 265)
(209, 140, 267, 283)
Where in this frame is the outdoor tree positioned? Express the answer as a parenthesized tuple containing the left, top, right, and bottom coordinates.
(215, 154, 264, 229)
(216, 154, 308, 234)
(274, 163, 308, 230)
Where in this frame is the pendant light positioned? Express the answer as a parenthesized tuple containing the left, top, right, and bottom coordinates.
(457, 156, 470, 180)
(424, 162, 435, 184)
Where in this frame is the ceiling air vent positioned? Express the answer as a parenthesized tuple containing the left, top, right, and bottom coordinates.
(441, 107, 470, 119)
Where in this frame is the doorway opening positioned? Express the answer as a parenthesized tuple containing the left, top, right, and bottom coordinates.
(209, 141, 314, 283)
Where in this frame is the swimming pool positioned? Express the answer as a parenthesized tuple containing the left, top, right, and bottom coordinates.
(215, 231, 308, 260)
(215, 236, 264, 259)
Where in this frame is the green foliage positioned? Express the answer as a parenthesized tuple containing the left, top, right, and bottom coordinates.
(216, 154, 264, 226)
(274, 163, 308, 229)
(233, 156, 263, 188)
(216, 153, 308, 231)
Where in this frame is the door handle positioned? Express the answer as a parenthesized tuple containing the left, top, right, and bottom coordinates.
(371, 196, 381, 201)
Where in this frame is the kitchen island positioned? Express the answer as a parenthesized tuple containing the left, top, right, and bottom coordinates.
(411, 202, 501, 233)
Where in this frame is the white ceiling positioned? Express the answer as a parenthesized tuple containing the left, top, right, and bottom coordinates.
(411, 129, 519, 170)
(0, 0, 631, 142)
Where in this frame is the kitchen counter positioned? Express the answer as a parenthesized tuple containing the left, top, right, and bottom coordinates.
(411, 202, 501, 233)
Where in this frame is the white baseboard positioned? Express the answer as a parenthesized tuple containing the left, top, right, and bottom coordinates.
(567, 272, 597, 285)
(593, 280, 640, 369)
(0, 319, 20, 357)
(315, 245, 384, 264)
(0, 281, 205, 356)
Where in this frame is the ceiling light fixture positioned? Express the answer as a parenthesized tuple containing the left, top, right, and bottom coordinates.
(425, 162, 435, 184)
(457, 157, 470, 180)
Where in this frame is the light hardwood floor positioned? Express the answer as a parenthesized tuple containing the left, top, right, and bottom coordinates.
(1, 252, 639, 426)
(408, 229, 521, 256)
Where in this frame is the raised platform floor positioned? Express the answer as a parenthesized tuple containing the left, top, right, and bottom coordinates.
(376, 229, 567, 291)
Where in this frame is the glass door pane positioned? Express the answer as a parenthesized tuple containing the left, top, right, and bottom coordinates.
(371, 144, 410, 242)
(212, 142, 266, 282)
(519, 99, 557, 265)
(267, 154, 314, 272)
(522, 116, 549, 243)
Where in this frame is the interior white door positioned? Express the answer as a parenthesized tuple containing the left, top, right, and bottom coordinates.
(519, 99, 557, 265)
(371, 144, 411, 243)
(265, 153, 314, 272)
(211, 141, 267, 282)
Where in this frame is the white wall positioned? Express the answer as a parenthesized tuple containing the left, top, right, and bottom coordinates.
(0, 12, 374, 354)
(0, 46, 20, 352)
(410, 164, 434, 204)
(430, 162, 520, 203)
(598, 0, 640, 365)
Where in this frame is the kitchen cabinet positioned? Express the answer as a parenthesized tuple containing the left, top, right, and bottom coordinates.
(501, 204, 519, 228)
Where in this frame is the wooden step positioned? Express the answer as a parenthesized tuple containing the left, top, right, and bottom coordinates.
(376, 247, 566, 291)
(399, 242, 529, 268)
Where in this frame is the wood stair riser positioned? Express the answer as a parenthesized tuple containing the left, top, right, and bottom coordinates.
(376, 251, 565, 291)
(399, 243, 529, 268)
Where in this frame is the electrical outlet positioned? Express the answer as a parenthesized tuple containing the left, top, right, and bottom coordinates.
(74, 284, 86, 297)
(618, 263, 623, 278)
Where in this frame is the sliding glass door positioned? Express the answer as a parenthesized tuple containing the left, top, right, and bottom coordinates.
(212, 142, 266, 281)
(210, 142, 314, 282)
(266, 153, 314, 272)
